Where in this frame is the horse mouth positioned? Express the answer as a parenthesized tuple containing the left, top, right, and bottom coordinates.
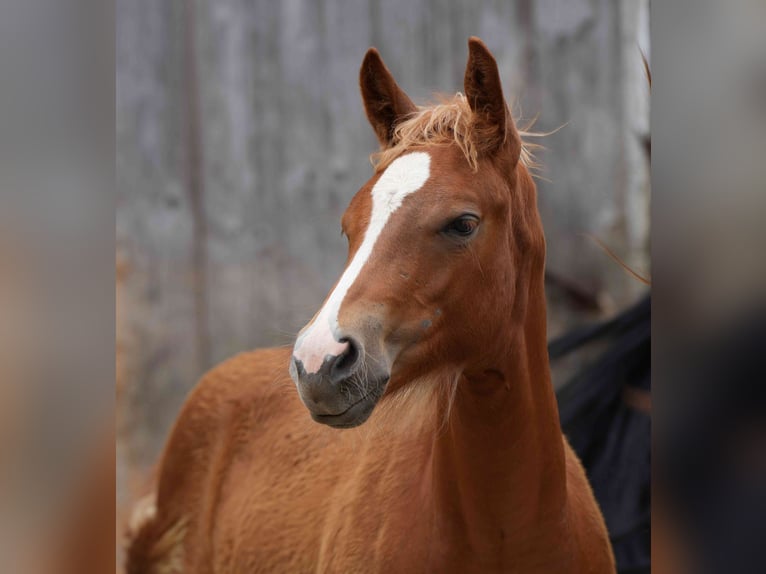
(310, 380, 388, 429)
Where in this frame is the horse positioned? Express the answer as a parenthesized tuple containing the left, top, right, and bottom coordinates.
(126, 37, 615, 573)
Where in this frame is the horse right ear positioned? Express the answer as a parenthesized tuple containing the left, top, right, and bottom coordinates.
(360, 48, 417, 148)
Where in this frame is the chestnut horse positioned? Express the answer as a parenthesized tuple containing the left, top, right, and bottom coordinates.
(126, 38, 615, 573)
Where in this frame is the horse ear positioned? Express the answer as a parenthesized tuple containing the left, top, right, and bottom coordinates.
(464, 37, 521, 161)
(360, 48, 417, 148)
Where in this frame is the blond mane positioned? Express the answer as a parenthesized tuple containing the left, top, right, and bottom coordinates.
(370, 92, 541, 173)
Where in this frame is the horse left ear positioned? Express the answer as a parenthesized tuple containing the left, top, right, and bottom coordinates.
(464, 37, 521, 162)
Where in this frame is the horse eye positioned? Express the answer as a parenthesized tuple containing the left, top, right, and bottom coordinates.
(444, 215, 479, 237)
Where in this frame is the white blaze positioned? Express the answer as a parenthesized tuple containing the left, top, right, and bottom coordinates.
(293, 152, 431, 374)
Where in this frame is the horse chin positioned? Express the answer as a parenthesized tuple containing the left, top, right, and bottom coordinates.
(309, 376, 389, 429)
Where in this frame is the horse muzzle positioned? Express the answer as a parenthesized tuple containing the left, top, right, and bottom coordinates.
(289, 337, 389, 428)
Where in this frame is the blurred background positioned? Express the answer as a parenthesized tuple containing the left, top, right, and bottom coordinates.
(116, 0, 650, 543)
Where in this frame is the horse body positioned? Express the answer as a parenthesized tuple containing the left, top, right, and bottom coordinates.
(129, 349, 611, 573)
(127, 38, 615, 573)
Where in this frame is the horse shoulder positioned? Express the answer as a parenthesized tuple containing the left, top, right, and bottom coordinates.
(125, 346, 294, 573)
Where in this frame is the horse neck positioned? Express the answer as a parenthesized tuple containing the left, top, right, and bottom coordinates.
(429, 263, 568, 556)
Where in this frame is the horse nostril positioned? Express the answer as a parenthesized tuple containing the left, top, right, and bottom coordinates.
(290, 354, 305, 379)
(330, 338, 360, 382)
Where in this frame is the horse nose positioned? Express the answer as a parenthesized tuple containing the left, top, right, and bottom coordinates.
(290, 337, 361, 385)
(328, 338, 360, 383)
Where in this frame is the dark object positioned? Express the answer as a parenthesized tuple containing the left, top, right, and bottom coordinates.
(657, 307, 766, 574)
(551, 295, 651, 574)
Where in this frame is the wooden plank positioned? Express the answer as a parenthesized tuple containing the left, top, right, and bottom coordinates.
(116, 0, 200, 473)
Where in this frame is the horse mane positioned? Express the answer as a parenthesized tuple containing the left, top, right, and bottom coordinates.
(370, 92, 541, 173)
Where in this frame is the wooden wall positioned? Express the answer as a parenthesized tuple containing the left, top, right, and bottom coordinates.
(117, 0, 649, 494)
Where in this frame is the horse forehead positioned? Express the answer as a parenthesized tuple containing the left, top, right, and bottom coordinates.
(370, 151, 432, 210)
(376, 148, 480, 207)
(345, 151, 433, 230)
